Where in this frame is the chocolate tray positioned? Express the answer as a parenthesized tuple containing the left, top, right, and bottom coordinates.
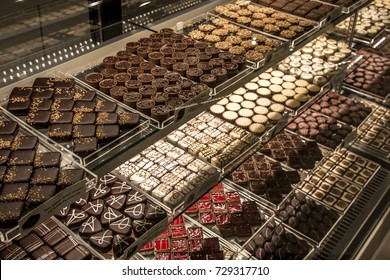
(184, 180, 275, 247)
(286, 108, 358, 151)
(298, 166, 364, 214)
(314, 0, 370, 14)
(0, 218, 103, 260)
(166, 111, 260, 175)
(113, 139, 220, 216)
(74, 64, 213, 129)
(240, 216, 316, 260)
(136, 215, 239, 260)
(173, 11, 288, 69)
(55, 173, 170, 260)
(276, 189, 343, 247)
(0, 108, 97, 242)
(1, 76, 150, 168)
(318, 148, 381, 189)
(227, 151, 303, 210)
(335, 25, 388, 47)
(212, 1, 322, 48)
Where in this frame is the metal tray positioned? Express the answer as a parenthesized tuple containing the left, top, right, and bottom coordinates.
(0, 76, 151, 168)
(0, 108, 97, 242)
(184, 180, 275, 248)
(136, 215, 239, 260)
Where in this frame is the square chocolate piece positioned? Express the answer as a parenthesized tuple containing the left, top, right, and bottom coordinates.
(96, 112, 118, 125)
(11, 135, 38, 150)
(95, 101, 117, 113)
(73, 89, 96, 101)
(32, 88, 54, 99)
(73, 125, 96, 138)
(50, 111, 74, 124)
(119, 112, 140, 128)
(96, 125, 120, 141)
(0, 201, 24, 226)
(7, 98, 31, 115)
(72, 113, 96, 125)
(53, 88, 74, 99)
(18, 232, 44, 253)
(0, 135, 14, 149)
(64, 245, 91, 260)
(0, 244, 27, 260)
(57, 168, 85, 187)
(29, 99, 53, 111)
(26, 110, 51, 128)
(33, 78, 53, 88)
(31, 167, 59, 184)
(48, 124, 73, 140)
(26, 185, 57, 206)
(8, 150, 36, 165)
(0, 150, 10, 165)
(73, 101, 95, 113)
(9, 87, 33, 99)
(0, 121, 19, 135)
(3, 165, 33, 183)
(31, 245, 58, 260)
(74, 137, 98, 154)
(51, 99, 74, 112)
(34, 152, 61, 168)
(0, 183, 30, 202)
(51, 77, 75, 89)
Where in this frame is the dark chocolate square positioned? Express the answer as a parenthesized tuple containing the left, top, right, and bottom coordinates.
(29, 98, 53, 111)
(0, 244, 27, 259)
(33, 78, 53, 88)
(18, 232, 44, 253)
(0, 183, 30, 202)
(26, 185, 57, 206)
(0, 150, 10, 165)
(33, 219, 58, 237)
(57, 168, 85, 187)
(0, 121, 19, 135)
(72, 112, 96, 125)
(73, 89, 96, 101)
(73, 125, 95, 138)
(8, 150, 36, 165)
(9, 87, 32, 99)
(0, 201, 24, 226)
(51, 77, 75, 89)
(11, 135, 38, 150)
(74, 137, 98, 154)
(31, 167, 59, 184)
(96, 125, 120, 141)
(32, 88, 54, 99)
(7, 98, 31, 115)
(53, 236, 77, 257)
(3, 165, 33, 183)
(48, 124, 73, 140)
(95, 101, 117, 113)
(49, 111, 74, 124)
(51, 99, 74, 112)
(26, 110, 51, 128)
(32, 244, 58, 260)
(64, 245, 91, 260)
(96, 112, 118, 125)
(53, 88, 74, 99)
(118, 112, 140, 128)
(0, 135, 14, 150)
(73, 101, 95, 113)
(34, 152, 61, 168)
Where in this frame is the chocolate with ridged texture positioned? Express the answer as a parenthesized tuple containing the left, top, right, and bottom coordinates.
(64, 245, 91, 260)
(25, 185, 57, 206)
(57, 168, 85, 187)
